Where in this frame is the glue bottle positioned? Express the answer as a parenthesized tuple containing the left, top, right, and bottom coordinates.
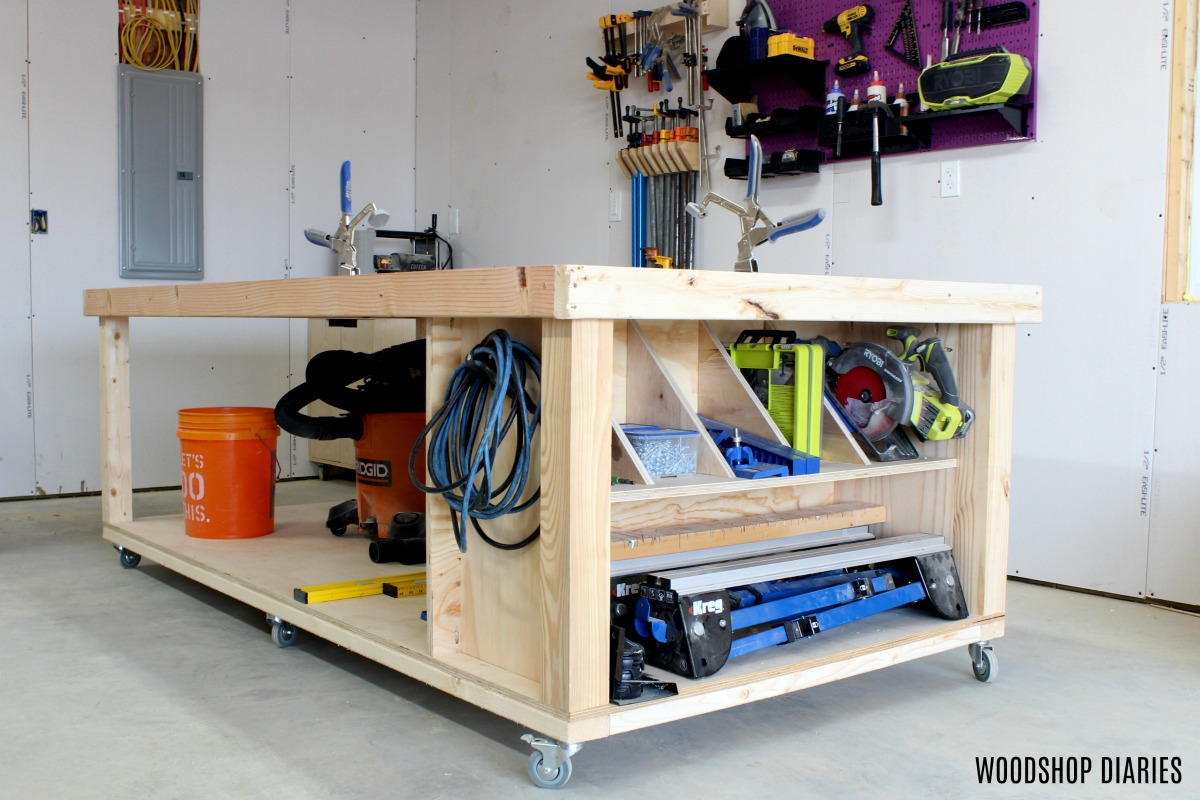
(825, 80, 844, 116)
(866, 70, 886, 104)
(848, 88, 860, 112)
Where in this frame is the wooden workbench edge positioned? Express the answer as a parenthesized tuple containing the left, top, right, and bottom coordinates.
(83, 267, 560, 318)
(557, 266, 1043, 323)
(84, 265, 1042, 324)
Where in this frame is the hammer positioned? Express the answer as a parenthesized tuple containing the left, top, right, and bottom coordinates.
(864, 99, 894, 206)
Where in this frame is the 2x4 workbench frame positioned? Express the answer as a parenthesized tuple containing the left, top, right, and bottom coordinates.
(87, 264, 1041, 744)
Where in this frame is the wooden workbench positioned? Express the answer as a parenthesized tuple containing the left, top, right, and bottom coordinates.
(85, 265, 1041, 774)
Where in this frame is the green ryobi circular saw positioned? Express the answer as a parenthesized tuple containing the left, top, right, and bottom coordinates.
(828, 327, 974, 443)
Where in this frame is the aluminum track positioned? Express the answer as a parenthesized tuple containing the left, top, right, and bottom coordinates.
(611, 526, 874, 578)
(648, 533, 950, 594)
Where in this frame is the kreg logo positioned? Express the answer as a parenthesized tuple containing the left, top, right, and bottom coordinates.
(691, 598, 724, 616)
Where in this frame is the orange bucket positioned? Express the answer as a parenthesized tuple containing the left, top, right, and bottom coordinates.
(177, 407, 279, 539)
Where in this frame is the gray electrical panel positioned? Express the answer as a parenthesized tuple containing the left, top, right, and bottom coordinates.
(118, 65, 203, 280)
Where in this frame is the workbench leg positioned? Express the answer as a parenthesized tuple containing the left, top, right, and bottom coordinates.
(424, 318, 463, 658)
(538, 318, 613, 713)
(100, 316, 133, 527)
(953, 323, 1016, 618)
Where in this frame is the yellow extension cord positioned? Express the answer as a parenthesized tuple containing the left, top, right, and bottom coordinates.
(120, 0, 198, 73)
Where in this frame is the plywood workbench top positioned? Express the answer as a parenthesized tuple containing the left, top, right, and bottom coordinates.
(84, 265, 1042, 324)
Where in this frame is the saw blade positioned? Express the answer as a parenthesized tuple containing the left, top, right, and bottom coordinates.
(834, 366, 897, 440)
(834, 365, 886, 406)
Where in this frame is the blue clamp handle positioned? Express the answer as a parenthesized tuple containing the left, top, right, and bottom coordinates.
(768, 208, 826, 241)
(640, 45, 661, 72)
(340, 160, 352, 215)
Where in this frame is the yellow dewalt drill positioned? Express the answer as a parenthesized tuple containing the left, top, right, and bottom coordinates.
(823, 5, 874, 78)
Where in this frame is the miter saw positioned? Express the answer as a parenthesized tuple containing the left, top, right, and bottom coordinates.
(826, 326, 973, 461)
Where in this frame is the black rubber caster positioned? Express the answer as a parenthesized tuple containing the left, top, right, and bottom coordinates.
(271, 620, 298, 648)
(114, 545, 141, 569)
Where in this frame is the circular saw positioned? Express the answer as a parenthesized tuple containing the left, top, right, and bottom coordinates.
(885, 326, 974, 441)
(828, 329, 974, 446)
(828, 342, 913, 441)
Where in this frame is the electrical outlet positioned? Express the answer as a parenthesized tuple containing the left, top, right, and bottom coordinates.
(940, 161, 961, 198)
(609, 191, 623, 222)
(448, 207, 460, 235)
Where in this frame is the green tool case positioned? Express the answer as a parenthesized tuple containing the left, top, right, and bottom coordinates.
(727, 330, 823, 457)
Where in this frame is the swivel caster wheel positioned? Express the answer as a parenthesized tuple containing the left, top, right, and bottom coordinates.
(521, 734, 580, 790)
(268, 616, 298, 648)
(114, 545, 141, 569)
(969, 641, 997, 683)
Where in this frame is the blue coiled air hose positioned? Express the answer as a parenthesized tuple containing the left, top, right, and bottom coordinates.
(409, 330, 541, 553)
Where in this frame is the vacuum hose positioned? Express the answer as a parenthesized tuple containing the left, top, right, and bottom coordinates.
(274, 340, 426, 441)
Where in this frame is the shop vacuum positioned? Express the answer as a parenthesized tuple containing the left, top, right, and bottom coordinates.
(274, 340, 427, 564)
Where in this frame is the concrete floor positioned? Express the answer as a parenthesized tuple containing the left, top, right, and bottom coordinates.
(1, 479, 1197, 799)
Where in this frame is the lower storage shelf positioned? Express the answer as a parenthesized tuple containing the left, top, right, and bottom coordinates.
(108, 502, 431, 658)
(608, 611, 1003, 735)
(102, 499, 1002, 743)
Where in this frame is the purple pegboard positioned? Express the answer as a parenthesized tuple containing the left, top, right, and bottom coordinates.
(744, 0, 1038, 159)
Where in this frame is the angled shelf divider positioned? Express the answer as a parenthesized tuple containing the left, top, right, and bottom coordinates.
(618, 320, 733, 481)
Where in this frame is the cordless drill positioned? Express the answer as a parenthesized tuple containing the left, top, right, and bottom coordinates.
(823, 5, 874, 77)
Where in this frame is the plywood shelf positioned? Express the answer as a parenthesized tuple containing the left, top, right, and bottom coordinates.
(604, 612, 1004, 735)
(107, 502, 431, 657)
(610, 500, 886, 561)
(611, 456, 957, 503)
(102, 502, 551, 717)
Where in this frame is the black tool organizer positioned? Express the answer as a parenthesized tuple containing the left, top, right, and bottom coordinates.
(706, 0, 1039, 177)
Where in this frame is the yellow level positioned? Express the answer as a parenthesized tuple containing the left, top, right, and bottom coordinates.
(293, 571, 426, 604)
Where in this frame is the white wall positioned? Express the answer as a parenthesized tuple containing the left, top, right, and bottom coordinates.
(1148, 303, 1200, 605)
(413, 0, 615, 267)
(413, 1, 1193, 602)
(0, 0, 35, 494)
(0, 0, 415, 498)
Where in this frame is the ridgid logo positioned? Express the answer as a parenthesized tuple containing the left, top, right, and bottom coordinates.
(356, 458, 392, 486)
(976, 756, 1183, 786)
